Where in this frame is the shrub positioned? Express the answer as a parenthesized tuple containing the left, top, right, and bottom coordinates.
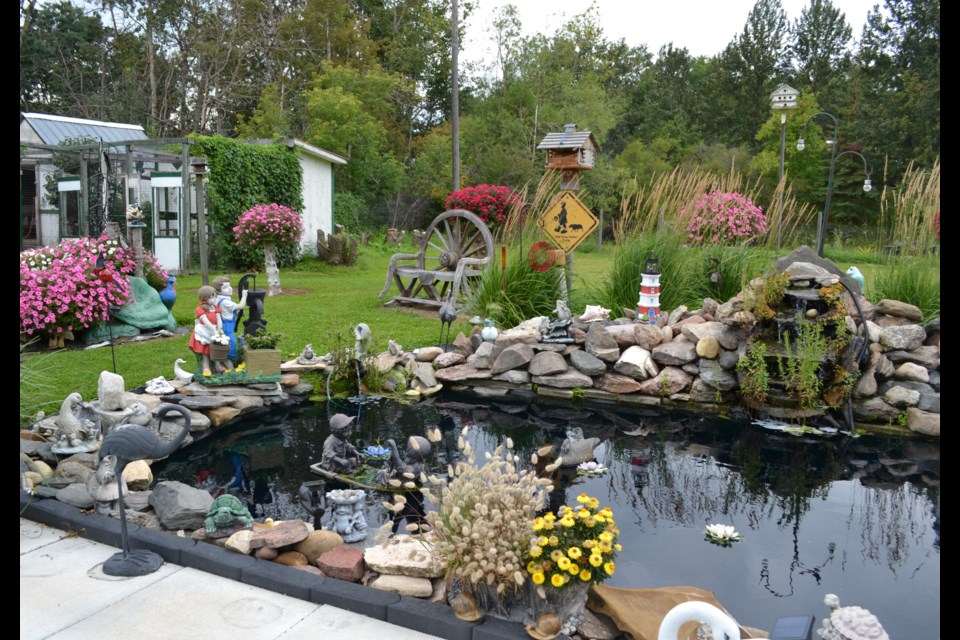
(681, 190, 767, 245)
(446, 184, 522, 233)
(232, 203, 304, 247)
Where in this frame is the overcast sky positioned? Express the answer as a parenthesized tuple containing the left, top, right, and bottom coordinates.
(461, 0, 880, 70)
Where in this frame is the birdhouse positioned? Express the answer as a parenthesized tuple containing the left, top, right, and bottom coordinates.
(769, 84, 799, 110)
(537, 124, 599, 172)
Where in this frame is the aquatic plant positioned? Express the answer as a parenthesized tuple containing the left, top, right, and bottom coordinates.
(704, 523, 742, 547)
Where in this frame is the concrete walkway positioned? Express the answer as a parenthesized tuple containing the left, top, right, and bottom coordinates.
(20, 518, 443, 640)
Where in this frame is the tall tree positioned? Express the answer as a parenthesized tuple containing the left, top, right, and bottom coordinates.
(792, 0, 852, 93)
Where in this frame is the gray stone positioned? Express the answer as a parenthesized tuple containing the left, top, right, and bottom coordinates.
(531, 369, 594, 389)
(374, 353, 400, 373)
(771, 246, 862, 294)
(249, 519, 311, 549)
(54, 459, 96, 483)
(783, 261, 834, 284)
(718, 350, 739, 371)
(689, 379, 725, 403)
(667, 305, 688, 326)
(879, 325, 926, 352)
(636, 367, 692, 396)
(917, 393, 940, 413)
(651, 340, 698, 366)
(882, 386, 920, 408)
(415, 346, 444, 362)
(660, 325, 674, 343)
(466, 341, 494, 369)
(474, 386, 511, 397)
(175, 395, 233, 411)
(928, 371, 940, 392)
(680, 322, 743, 350)
(594, 374, 643, 394)
(604, 324, 638, 347)
(698, 359, 738, 391)
(491, 369, 530, 384)
(885, 346, 939, 370)
(452, 332, 474, 355)
(875, 314, 913, 328)
(633, 323, 663, 350)
(412, 362, 438, 388)
(230, 395, 265, 413)
(56, 482, 96, 509)
(875, 354, 896, 380)
(433, 364, 493, 383)
(528, 351, 568, 376)
(578, 609, 621, 640)
(614, 346, 658, 380)
(682, 363, 700, 375)
(875, 299, 924, 322)
(434, 352, 466, 368)
(364, 535, 444, 578)
(674, 315, 705, 330)
(490, 343, 535, 374)
(853, 369, 877, 398)
(853, 397, 900, 422)
(696, 337, 721, 359)
(585, 323, 621, 363)
(894, 362, 930, 383)
(368, 574, 433, 597)
(148, 480, 214, 530)
(532, 342, 568, 352)
(569, 349, 607, 376)
(97, 371, 127, 411)
(877, 380, 935, 396)
(863, 320, 882, 343)
(906, 408, 939, 436)
(702, 298, 719, 316)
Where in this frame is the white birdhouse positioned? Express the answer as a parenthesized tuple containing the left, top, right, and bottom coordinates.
(770, 84, 799, 110)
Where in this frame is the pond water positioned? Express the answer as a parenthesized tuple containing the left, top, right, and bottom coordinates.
(153, 395, 940, 639)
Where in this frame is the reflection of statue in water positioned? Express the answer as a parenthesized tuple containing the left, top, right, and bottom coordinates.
(539, 299, 575, 343)
(319, 414, 361, 474)
(376, 435, 432, 535)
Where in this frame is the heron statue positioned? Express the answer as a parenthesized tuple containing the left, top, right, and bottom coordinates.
(438, 300, 457, 352)
(98, 403, 192, 576)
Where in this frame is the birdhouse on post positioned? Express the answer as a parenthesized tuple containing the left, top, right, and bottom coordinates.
(536, 124, 599, 190)
(769, 84, 799, 111)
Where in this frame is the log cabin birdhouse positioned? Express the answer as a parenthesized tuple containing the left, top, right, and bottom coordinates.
(537, 124, 599, 190)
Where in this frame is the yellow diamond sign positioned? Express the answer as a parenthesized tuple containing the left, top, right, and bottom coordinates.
(536, 190, 599, 253)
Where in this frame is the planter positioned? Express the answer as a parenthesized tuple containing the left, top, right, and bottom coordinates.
(244, 347, 281, 377)
(209, 342, 231, 361)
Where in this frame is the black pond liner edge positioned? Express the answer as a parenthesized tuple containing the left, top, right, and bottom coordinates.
(20, 490, 524, 640)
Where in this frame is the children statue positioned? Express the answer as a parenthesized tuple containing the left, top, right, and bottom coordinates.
(188, 285, 224, 376)
(319, 414, 361, 474)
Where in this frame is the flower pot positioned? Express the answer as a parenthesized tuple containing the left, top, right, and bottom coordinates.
(209, 342, 231, 361)
(244, 347, 281, 377)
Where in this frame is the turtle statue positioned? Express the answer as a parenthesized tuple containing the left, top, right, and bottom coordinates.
(817, 593, 890, 640)
(204, 494, 254, 538)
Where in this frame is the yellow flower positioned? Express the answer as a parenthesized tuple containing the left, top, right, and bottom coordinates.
(577, 493, 590, 504)
(557, 557, 571, 570)
(527, 560, 537, 573)
(579, 569, 592, 582)
(551, 573, 565, 588)
(588, 498, 600, 510)
(567, 547, 582, 559)
(542, 520, 554, 531)
(532, 572, 545, 585)
(599, 539, 613, 553)
(548, 535, 559, 547)
(583, 539, 596, 549)
(577, 508, 590, 519)
(599, 531, 613, 542)
(236, 363, 246, 371)
(537, 535, 549, 547)
(544, 513, 556, 522)
(604, 562, 615, 575)
(584, 517, 597, 528)
(567, 563, 579, 575)
(560, 517, 576, 528)
(551, 549, 565, 562)
(202, 371, 212, 377)
(224, 368, 233, 373)
(589, 554, 603, 567)
(532, 518, 545, 531)
(530, 546, 542, 558)
(615, 543, 623, 552)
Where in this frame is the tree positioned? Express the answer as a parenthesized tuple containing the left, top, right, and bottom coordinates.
(792, 0, 852, 93)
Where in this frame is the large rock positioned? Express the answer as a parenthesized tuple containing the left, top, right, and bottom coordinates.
(885, 346, 939, 370)
(368, 574, 433, 597)
(853, 397, 900, 422)
(585, 323, 621, 363)
(490, 343, 535, 374)
(528, 351, 568, 376)
(293, 529, 344, 563)
(771, 246, 862, 294)
(696, 337, 721, 359)
(97, 371, 127, 411)
(883, 385, 920, 408)
(56, 483, 96, 509)
(604, 324, 638, 348)
(491, 370, 530, 384)
(532, 369, 594, 389)
(633, 324, 663, 350)
(636, 367, 692, 396)
(698, 359, 738, 391)
(569, 349, 607, 376)
(874, 299, 924, 322)
(879, 325, 926, 352)
(433, 352, 466, 368)
(111, 276, 177, 330)
(275, 551, 309, 567)
(363, 535, 444, 578)
(651, 340, 698, 366)
(434, 364, 493, 383)
(148, 480, 214, 530)
(614, 346, 658, 380)
(594, 374, 644, 394)
(466, 341, 495, 369)
(414, 346, 444, 362)
(317, 545, 365, 583)
(895, 362, 930, 383)
(680, 322, 743, 350)
(906, 408, 940, 436)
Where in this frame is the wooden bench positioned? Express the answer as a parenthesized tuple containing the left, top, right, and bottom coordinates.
(379, 209, 494, 309)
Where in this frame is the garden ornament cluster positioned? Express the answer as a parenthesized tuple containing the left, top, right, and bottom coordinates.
(540, 300, 575, 343)
(51, 392, 99, 453)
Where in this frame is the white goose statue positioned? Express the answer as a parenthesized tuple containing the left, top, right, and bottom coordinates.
(658, 601, 741, 640)
(173, 358, 195, 383)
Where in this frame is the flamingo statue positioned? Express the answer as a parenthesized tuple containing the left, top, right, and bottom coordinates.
(98, 404, 192, 576)
(658, 601, 741, 640)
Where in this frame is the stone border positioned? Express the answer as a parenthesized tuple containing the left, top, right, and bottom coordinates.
(19, 491, 527, 640)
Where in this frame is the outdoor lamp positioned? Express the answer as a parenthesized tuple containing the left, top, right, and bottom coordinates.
(643, 253, 660, 275)
(863, 178, 873, 193)
(796, 137, 805, 152)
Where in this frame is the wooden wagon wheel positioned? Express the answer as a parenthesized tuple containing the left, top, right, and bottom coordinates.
(419, 209, 494, 306)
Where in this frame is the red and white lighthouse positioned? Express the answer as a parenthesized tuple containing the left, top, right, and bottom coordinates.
(636, 253, 661, 324)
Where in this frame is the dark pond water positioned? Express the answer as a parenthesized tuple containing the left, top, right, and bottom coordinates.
(153, 395, 940, 639)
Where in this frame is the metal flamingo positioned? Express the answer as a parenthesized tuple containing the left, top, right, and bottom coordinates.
(438, 300, 457, 352)
(98, 403, 192, 576)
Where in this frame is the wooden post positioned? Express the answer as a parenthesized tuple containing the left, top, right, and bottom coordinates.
(131, 226, 145, 278)
(180, 144, 192, 273)
(598, 208, 603, 251)
(195, 165, 209, 286)
(79, 157, 89, 237)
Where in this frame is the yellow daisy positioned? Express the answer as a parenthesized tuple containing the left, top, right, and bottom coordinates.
(589, 554, 603, 567)
(557, 557, 571, 570)
(532, 572, 545, 585)
(551, 549, 565, 562)
(551, 574, 565, 588)
(537, 535, 549, 547)
(567, 563, 579, 575)
(567, 547, 582, 559)
(579, 569, 592, 582)
(530, 546, 542, 558)
(604, 562, 615, 575)
(577, 493, 590, 504)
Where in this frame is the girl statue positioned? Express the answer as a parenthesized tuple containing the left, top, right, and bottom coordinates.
(212, 275, 248, 369)
(188, 285, 224, 376)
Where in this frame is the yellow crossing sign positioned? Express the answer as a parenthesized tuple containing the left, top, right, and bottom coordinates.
(536, 190, 598, 253)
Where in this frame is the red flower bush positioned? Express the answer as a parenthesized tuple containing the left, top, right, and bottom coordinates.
(681, 191, 767, 245)
(446, 184, 522, 232)
(232, 203, 303, 247)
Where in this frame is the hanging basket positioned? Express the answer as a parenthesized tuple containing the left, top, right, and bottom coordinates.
(209, 342, 231, 361)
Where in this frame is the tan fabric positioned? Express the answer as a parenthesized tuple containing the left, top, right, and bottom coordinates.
(586, 584, 763, 640)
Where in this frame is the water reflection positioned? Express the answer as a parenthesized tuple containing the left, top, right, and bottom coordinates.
(153, 395, 939, 639)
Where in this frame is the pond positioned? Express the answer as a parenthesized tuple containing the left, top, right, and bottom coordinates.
(153, 395, 940, 639)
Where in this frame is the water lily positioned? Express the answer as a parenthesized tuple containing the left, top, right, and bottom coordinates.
(704, 523, 742, 546)
(363, 444, 391, 459)
(577, 461, 608, 476)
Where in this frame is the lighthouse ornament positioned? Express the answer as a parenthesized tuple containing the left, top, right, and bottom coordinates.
(637, 253, 661, 325)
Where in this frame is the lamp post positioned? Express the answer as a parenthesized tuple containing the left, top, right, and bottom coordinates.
(770, 85, 799, 253)
(797, 112, 839, 256)
(820, 150, 872, 256)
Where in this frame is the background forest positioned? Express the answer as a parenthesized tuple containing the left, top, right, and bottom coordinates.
(20, 0, 939, 235)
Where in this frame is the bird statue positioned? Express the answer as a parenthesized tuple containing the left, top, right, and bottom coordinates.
(159, 275, 177, 311)
(53, 392, 97, 451)
(98, 403, 192, 576)
(438, 300, 458, 352)
(846, 266, 865, 294)
(658, 601, 741, 640)
(173, 358, 194, 383)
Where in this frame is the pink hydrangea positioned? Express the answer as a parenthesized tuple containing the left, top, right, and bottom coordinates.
(445, 185, 523, 232)
(232, 203, 303, 247)
(681, 191, 767, 245)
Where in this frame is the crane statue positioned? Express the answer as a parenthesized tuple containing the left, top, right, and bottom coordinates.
(98, 404, 192, 576)
(658, 601, 741, 640)
(438, 300, 457, 352)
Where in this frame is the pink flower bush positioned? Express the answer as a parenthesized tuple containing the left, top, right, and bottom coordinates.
(681, 191, 767, 245)
(445, 184, 522, 232)
(232, 203, 303, 247)
(19, 236, 149, 336)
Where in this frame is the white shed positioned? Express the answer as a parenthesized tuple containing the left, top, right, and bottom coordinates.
(287, 139, 347, 256)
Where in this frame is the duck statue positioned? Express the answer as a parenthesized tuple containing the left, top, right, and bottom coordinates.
(159, 275, 177, 311)
(173, 358, 194, 383)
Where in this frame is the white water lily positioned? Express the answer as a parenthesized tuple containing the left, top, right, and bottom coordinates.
(704, 523, 742, 546)
(577, 460, 609, 476)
